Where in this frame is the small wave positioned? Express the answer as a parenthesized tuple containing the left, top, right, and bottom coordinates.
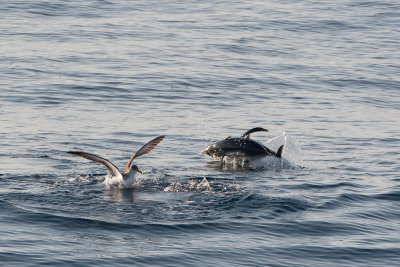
(372, 191, 400, 201)
(208, 192, 315, 219)
(316, 190, 400, 213)
(355, 208, 400, 221)
(274, 220, 372, 237)
(290, 182, 361, 190)
(317, 192, 372, 210)
(2, 198, 285, 236)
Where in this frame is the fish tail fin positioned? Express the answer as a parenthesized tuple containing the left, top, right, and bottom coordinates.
(277, 145, 284, 158)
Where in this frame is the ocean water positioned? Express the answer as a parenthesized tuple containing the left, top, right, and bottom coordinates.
(1, 0, 400, 266)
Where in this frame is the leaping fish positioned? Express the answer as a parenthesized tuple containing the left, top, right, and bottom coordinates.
(202, 127, 283, 159)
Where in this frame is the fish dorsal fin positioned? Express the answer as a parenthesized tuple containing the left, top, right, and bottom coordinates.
(277, 145, 284, 158)
(225, 136, 232, 140)
(124, 135, 165, 173)
(242, 127, 269, 139)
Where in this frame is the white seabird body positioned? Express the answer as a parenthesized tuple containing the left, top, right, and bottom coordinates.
(68, 135, 165, 188)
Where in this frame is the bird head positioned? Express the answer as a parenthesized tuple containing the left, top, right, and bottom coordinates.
(130, 164, 143, 174)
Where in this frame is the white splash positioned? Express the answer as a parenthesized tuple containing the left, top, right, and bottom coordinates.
(103, 173, 125, 189)
(196, 177, 213, 192)
(164, 181, 184, 192)
(164, 177, 214, 193)
(265, 132, 304, 167)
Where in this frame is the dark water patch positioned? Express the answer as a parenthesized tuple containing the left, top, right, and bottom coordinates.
(276, 19, 365, 34)
(372, 190, 400, 201)
(286, 182, 361, 190)
(269, 197, 313, 215)
(275, 245, 400, 266)
(336, 192, 371, 203)
(211, 192, 314, 218)
(330, 165, 365, 172)
(274, 220, 372, 237)
(18, 1, 117, 19)
(317, 192, 373, 211)
(0, 199, 14, 210)
(1, 198, 290, 238)
(60, 84, 132, 100)
(0, 252, 47, 267)
(354, 208, 400, 221)
(349, 1, 399, 8)
(4, 1, 68, 17)
(379, 137, 400, 143)
(0, 173, 58, 185)
(313, 19, 366, 32)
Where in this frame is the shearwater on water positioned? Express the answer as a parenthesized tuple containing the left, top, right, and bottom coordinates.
(68, 136, 164, 187)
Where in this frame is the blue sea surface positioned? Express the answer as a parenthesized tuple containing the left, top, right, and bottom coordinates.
(1, 0, 400, 266)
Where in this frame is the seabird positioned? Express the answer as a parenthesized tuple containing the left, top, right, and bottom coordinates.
(68, 135, 165, 187)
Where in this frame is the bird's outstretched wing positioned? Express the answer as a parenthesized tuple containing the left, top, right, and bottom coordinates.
(68, 151, 121, 177)
(124, 135, 165, 173)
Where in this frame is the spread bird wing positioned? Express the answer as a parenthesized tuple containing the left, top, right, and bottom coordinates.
(68, 151, 121, 177)
(124, 135, 165, 173)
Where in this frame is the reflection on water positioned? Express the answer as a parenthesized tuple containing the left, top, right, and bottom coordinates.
(105, 188, 140, 202)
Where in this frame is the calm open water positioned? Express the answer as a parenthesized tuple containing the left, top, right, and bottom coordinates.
(1, 0, 400, 266)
